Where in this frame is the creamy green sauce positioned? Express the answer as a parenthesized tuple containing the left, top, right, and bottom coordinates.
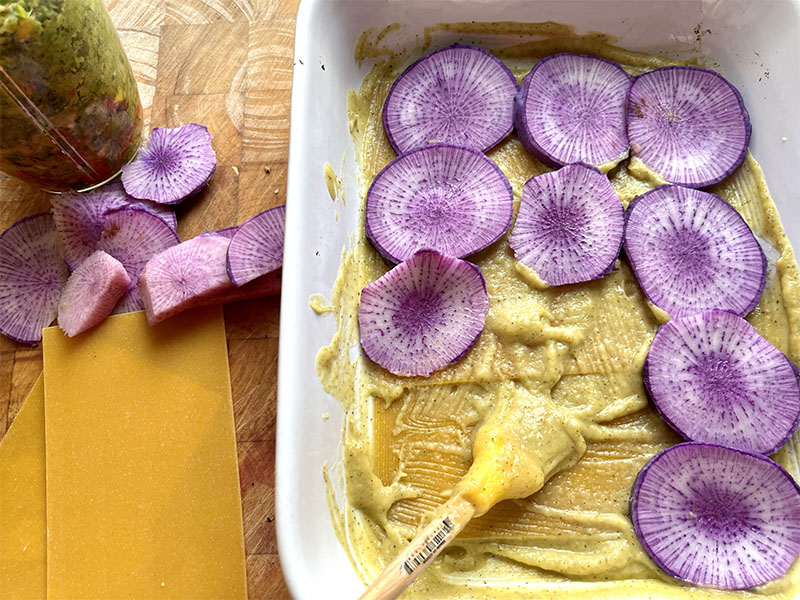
(316, 22, 800, 600)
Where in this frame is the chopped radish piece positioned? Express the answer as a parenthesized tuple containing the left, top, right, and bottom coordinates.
(513, 53, 630, 170)
(121, 123, 217, 205)
(226, 205, 285, 286)
(0, 213, 68, 344)
(57, 251, 131, 337)
(645, 310, 800, 454)
(624, 185, 765, 318)
(509, 163, 624, 286)
(627, 66, 751, 187)
(358, 250, 489, 376)
(199, 226, 238, 239)
(382, 44, 518, 154)
(366, 144, 513, 263)
(631, 442, 800, 589)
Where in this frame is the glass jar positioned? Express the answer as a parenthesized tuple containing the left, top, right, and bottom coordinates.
(0, 0, 143, 191)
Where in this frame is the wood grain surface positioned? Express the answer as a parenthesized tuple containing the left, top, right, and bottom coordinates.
(0, 1, 299, 597)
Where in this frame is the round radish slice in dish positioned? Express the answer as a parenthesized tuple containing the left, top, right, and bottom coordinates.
(358, 250, 489, 377)
(624, 185, 765, 318)
(631, 442, 800, 589)
(513, 53, 631, 171)
(366, 144, 513, 264)
(644, 310, 800, 455)
(509, 163, 624, 286)
(627, 66, 751, 187)
(121, 123, 217, 205)
(0, 213, 69, 344)
(382, 44, 518, 154)
(226, 205, 285, 286)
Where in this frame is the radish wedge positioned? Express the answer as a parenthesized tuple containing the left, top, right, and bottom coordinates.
(366, 144, 513, 263)
(624, 185, 765, 318)
(57, 251, 131, 337)
(121, 123, 217, 205)
(627, 66, 751, 187)
(645, 310, 800, 454)
(631, 442, 800, 589)
(513, 53, 630, 170)
(226, 205, 285, 286)
(382, 44, 518, 154)
(358, 250, 489, 377)
(509, 163, 624, 286)
(0, 213, 68, 344)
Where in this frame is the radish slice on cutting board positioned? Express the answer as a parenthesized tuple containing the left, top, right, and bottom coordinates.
(513, 53, 631, 171)
(508, 163, 624, 286)
(623, 184, 765, 318)
(627, 66, 751, 187)
(366, 144, 513, 264)
(382, 44, 518, 154)
(226, 205, 285, 286)
(631, 442, 800, 589)
(644, 310, 800, 454)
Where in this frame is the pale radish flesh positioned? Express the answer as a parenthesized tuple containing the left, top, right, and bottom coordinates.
(508, 163, 624, 286)
(366, 144, 513, 263)
(382, 44, 518, 154)
(644, 310, 800, 454)
(358, 250, 489, 377)
(57, 250, 131, 337)
(631, 442, 800, 589)
(226, 205, 285, 286)
(627, 66, 751, 187)
(513, 53, 630, 169)
(0, 213, 68, 344)
(623, 185, 765, 318)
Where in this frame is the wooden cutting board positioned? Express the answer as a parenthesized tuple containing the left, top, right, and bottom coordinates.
(0, 1, 299, 597)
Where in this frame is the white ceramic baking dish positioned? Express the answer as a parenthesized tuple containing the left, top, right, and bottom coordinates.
(277, 1, 800, 598)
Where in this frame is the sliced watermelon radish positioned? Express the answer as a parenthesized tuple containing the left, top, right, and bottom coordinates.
(57, 251, 131, 337)
(644, 310, 800, 454)
(0, 213, 69, 344)
(631, 442, 800, 589)
(226, 205, 285, 286)
(382, 44, 518, 154)
(366, 144, 513, 264)
(121, 123, 217, 205)
(358, 250, 488, 377)
(508, 163, 624, 286)
(513, 53, 631, 170)
(624, 185, 765, 318)
(627, 66, 751, 187)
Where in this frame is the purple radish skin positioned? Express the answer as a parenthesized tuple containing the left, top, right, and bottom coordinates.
(631, 442, 800, 589)
(366, 143, 513, 264)
(0, 213, 69, 344)
(513, 53, 631, 171)
(509, 163, 624, 286)
(358, 249, 489, 377)
(382, 44, 518, 154)
(57, 250, 131, 337)
(623, 184, 766, 318)
(226, 205, 285, 286)
(626, 66, 751, 188)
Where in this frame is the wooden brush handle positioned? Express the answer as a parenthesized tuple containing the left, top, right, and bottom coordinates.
(358, 496, 476, 600)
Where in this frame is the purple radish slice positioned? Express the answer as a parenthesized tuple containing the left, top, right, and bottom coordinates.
(0, 213, 68, 344)
(382, 44, 518, 154)
(508, 163, 624, 286)
(199, 226, 239, 239)
(121, 123, 217, 205)
(358, 249, 489, 377)
(57, 250, 131, 337)
(644, 310, 800, 454)
(624, 185, 765, 318)
(513, 53, 631, 170)
(627, 66, 751, 187)
(226, 205, 285, 286)
(366, 144, 513, 264)
(631, 442, 800, 589)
